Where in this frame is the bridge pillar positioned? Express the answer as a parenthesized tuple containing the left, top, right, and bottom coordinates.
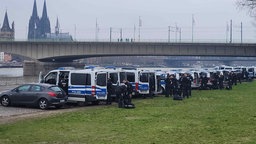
(23, 61, 43, 76)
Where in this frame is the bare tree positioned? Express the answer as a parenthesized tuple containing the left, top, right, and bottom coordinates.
(237, 0, 256, 16)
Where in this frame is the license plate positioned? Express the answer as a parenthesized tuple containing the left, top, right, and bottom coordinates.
(60, 100, 65, 103)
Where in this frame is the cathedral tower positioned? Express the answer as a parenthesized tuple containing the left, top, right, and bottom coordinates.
(0, 11, 15, 40)
(28, 0, 51, 40)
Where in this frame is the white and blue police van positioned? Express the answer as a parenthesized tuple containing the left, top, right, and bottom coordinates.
(137, 70, 163, 96)
(67, 69, 107, 104)
(41, 67, 107, 105)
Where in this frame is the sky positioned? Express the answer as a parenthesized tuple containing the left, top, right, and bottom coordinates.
(0, 0, 255, 43)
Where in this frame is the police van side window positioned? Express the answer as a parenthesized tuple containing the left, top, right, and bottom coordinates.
(127, 72, 135, 82)
(140, 73, 149, 82)
(97, 73, 107, 86)
(120, 72, 126, 82)
(110, 73, 118, 84)
(71, 73, 91, 85)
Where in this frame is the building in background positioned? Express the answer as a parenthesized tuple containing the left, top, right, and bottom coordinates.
(0, 11, 15, 40)
(28, 0, 50, 40)
(28, 0, 72, 41)
(45, 18, 73, 41)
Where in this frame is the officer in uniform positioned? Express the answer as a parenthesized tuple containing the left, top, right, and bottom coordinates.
(218, 74, 224, 90)
(180, 73, 189, 98)
(165, 74, 171, 97)
(124, 80, 133, 105)
(170, 74, 179, 96)
(106, 78, 113, 105)
(187, 73, 193, 97)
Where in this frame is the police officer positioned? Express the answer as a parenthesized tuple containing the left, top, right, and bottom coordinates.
(170, 74, 178, 96)
(124, 80, 133, 105)
(106, 78, 113, 105)
(218, 73, 224, 90)
(117, 83, 126, 108)
(227, 72, 233, 90)
(200, 73, 208, 90)
(165, 74, 171, 97)
(149, 74, 155, 99)
(232, 72, 237, 85)
(180, 73, 189, 98)
(186, 73, 193, 97)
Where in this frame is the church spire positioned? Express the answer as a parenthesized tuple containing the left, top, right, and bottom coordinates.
(39, 0, 51, 37)
(42, 0, 48, 19)
(55, 17, 60, 34)
(1, 11, 11, 31)
(32, 0, 38, 18)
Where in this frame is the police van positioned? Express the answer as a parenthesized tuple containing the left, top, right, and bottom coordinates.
(104, 67, 162, 97)
(40, 67, 107, 105)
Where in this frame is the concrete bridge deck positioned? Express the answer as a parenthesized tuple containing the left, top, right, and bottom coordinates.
(0, 41, 255, 62)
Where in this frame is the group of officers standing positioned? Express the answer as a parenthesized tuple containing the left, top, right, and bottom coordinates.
(164, 70, 250, 99)
(165, 73, 193, 99)
(107, 78, 134, 108)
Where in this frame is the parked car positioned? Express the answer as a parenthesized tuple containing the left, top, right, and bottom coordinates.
(0, 83, 68, 110)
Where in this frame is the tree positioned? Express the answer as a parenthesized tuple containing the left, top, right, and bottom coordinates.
(237, 0, 256, 16)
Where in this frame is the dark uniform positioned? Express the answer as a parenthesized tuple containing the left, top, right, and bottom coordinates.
(170, 75, 179, 96)
(117, 84, 127, 108)
(180, 74, 189, 98)
(227, 72, 233, 90)
(165, 74, 171, 97)
(187, 74, 193, 97)
(232, 72, 237, 85)
(125, 81, 133, 105)
(149, 75, 155, 98)
(218, 74, 224, 90)
(106, 78, 113, 105)
(200, 74, 208, 90)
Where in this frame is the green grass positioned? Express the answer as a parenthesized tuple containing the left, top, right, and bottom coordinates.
(1, 82, 256, 144)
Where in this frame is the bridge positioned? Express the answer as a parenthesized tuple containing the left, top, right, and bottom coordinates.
(0, 41, 256, 62)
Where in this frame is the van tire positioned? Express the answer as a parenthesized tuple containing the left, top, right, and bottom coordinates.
(77, 101, 85, 107)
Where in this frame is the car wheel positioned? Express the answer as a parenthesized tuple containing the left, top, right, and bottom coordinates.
(38, 98, 49, 110)
(1, 96, 10, 107)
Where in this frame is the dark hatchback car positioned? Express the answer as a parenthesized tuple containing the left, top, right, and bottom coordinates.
(0, 83, 68, 110)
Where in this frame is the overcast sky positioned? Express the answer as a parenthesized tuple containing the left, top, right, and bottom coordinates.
(0, 0, 255, 42)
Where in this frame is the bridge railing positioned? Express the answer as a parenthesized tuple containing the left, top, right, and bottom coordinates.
(2, 38, 255, 44)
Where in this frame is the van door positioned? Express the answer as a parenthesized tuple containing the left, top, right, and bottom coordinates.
(44, 71, 58, 85)
(193, 72, 200, 88)
(95, 72, 107, 100)
(108, 72, 119, 96)
(139, 72, 150, 95)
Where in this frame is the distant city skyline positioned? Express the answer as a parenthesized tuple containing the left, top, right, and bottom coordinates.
(0, 0, 255, 42)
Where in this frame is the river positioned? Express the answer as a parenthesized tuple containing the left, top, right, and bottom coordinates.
(0, 68, 38, 86)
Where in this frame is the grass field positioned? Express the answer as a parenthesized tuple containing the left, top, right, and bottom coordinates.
(1, 81, 256, 144)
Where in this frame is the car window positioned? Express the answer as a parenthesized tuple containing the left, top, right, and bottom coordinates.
(18, 85, 31, 92)
(49, 86, 62, 92)
(30, 85, 43, 92)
